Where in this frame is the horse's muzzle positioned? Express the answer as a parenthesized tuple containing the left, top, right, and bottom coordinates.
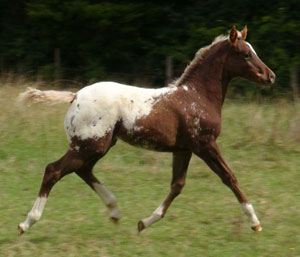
(267, 70, 276, 84)
(259, 69, 275, 84)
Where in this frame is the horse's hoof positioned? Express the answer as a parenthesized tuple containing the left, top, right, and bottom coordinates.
(137, 220, 145, 232)
(251, 225, 262, 232)
(110, 217, 119, 224)
(18, 225, 24, 236)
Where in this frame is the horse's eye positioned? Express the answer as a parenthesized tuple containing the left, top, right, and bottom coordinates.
(245, 53, 250, 59)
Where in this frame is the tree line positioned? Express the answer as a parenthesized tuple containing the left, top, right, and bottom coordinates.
(0, 0, 299, 95)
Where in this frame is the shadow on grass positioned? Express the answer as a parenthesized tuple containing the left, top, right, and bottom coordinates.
(0, 238, 13, 245)
(0, 235, 54, 247)
(28, 236, 55, 244)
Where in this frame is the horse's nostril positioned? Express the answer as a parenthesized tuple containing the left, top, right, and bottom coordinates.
(269, 73, 275, 83)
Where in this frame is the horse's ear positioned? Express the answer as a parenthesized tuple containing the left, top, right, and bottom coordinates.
(241, 25, 247, 40)
(229, 25, 238, 46)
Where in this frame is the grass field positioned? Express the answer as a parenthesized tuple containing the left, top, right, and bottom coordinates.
(0, 82, 300, 257)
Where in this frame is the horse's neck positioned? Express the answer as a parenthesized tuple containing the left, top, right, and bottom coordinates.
(184, 54, 230, 112)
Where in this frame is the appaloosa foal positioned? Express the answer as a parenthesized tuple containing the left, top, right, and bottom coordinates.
(18, 26, 275, 235)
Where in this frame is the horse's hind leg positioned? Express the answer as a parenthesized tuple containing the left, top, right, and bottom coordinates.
(18, 150, 83, 235)
(76, 167, 120, 223)
(195, 141, 261, 231)
(138, 151, 192, 232)
(74, 132, 120, 222)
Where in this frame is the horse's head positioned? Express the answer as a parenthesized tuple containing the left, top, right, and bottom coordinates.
(226, 26, 275, 84)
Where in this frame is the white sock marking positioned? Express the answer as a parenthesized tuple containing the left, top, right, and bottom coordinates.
(92, 182, 120, 219)
(141, 203, 164, 228)
(19, 196, 47, 232)
(241, 203, 261, 228)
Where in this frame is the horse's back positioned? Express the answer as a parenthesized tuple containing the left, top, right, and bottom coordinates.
(64, 82, 176, 143)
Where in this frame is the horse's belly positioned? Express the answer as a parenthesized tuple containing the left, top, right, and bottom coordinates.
(118, 132, 177, 152)
(118, 111, 183, 152)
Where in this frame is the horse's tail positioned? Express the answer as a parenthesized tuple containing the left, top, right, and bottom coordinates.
(17, 87, 76, 106)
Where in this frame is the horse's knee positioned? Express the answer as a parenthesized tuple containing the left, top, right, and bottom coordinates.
(171, 180, 186, 196)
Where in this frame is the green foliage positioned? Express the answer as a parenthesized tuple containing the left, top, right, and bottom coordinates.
(0, 1, 299, 92)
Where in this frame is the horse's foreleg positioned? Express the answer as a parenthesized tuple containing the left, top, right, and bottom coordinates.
(138, 151, 192, 232)
(76, 168, 120, 223)
(18, 151, 83, 235)
(196, 142, 261, 231)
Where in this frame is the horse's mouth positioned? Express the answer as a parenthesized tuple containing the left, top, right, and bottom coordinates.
(256, 71, 276, 85)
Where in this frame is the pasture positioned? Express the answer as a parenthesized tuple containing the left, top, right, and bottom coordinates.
(0, 83, 300, 257)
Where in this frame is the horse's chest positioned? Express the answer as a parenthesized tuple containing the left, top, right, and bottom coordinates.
(183, 107, 221, 141)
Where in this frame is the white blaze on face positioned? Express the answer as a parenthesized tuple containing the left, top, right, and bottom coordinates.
(19, 196, 47, 232)
(64, 82, 177, 142)
(246, 42, 257, 56)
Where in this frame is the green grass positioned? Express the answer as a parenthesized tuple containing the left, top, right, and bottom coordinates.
(0, 84, 300, 257)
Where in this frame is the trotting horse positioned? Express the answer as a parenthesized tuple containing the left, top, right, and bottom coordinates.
(18, 26, 275, 235)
